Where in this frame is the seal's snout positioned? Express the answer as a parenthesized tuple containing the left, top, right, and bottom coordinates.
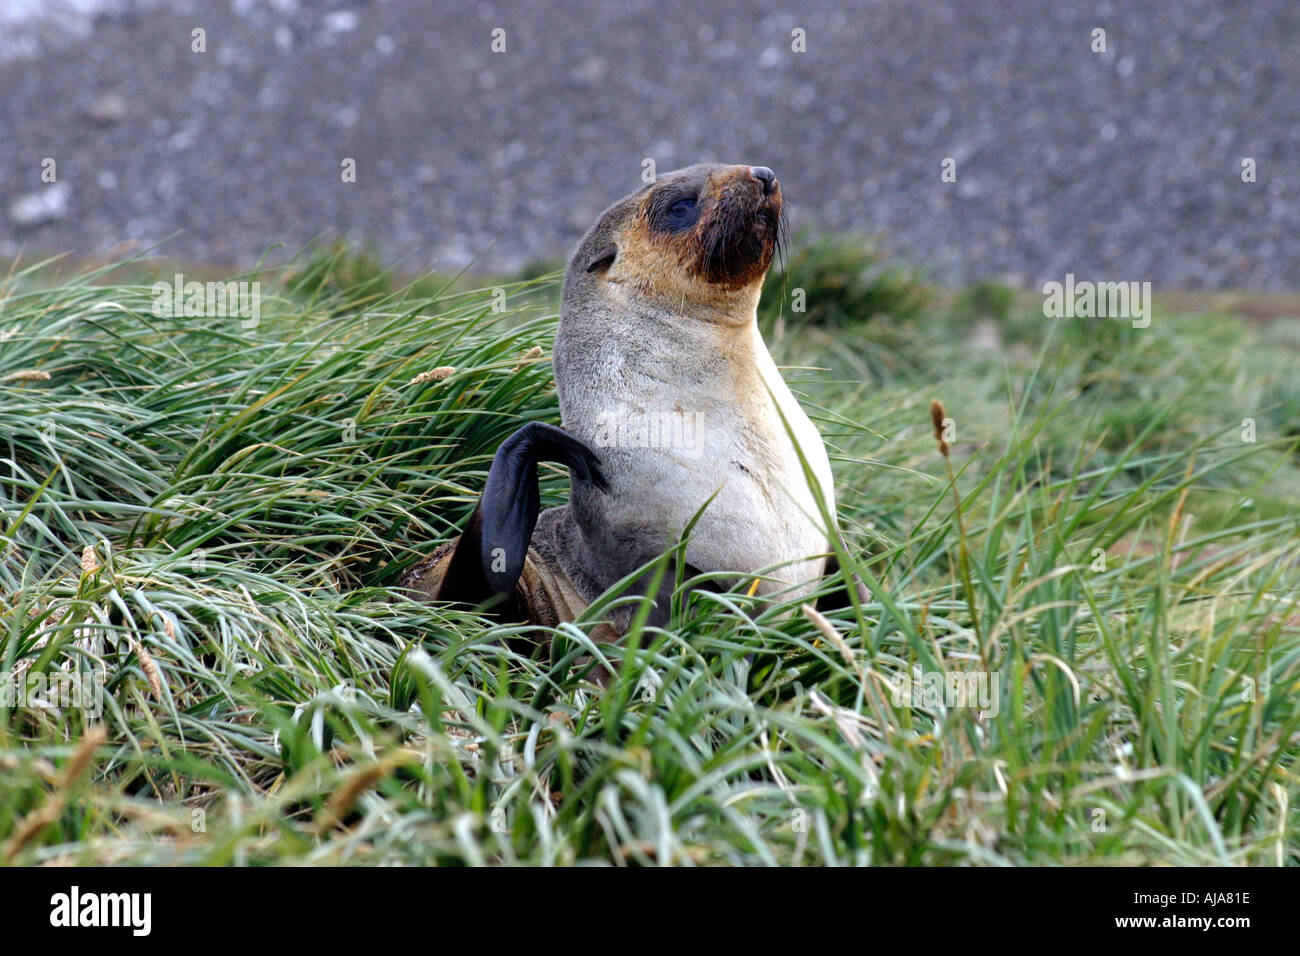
(750, 166, 777, 196)
(679, 162, 782, 289)
(596, 162, 786, 299)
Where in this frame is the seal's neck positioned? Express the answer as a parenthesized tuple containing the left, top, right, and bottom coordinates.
(555, 283, 778, 431)
(606, 279, 762, 331)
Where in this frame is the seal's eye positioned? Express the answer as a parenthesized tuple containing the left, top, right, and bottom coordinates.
(662, 196, 698, 229)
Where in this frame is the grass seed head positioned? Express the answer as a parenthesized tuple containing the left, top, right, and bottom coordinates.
(410, 365, 455, 385)
(930, 398, 950, 458)
(3, 369, 51, 383)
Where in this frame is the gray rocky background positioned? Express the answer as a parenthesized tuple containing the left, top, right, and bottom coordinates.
(1, 0, 1297, 288)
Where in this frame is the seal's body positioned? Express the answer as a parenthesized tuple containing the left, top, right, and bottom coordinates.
(407, 164, 836, 636)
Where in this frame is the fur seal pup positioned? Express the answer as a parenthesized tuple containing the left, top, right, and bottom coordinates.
(406, 163, 837, 640)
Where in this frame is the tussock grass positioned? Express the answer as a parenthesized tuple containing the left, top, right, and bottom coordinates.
(1, 252, 1298, 865)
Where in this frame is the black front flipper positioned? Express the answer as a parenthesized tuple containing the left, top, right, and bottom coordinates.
(435, 422, 608, 617)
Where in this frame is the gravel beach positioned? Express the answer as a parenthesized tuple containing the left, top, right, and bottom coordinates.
(1, 0, 1297, 288)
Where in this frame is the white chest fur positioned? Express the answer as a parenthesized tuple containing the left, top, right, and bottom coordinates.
(559, 312, 836, 599)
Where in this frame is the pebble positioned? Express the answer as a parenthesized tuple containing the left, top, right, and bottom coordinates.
(8, 183, 70, 227)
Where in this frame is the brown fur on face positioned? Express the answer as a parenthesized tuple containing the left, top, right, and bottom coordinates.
(593, 164, 785, 318)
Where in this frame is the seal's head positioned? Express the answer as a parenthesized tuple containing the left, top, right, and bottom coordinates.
(564, 163, 785, 324)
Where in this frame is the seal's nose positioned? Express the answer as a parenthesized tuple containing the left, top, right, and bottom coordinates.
(750, 166, 777, 195)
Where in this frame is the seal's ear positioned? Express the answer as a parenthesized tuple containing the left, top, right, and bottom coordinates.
(585, 243, 617, 273)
